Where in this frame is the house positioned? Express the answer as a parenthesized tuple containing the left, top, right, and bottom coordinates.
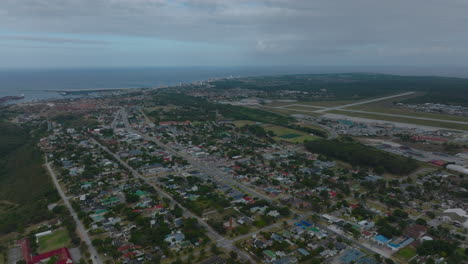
(297, 248, 310, 257)
(263, 250, 276, 261)
(164, 232, 185, 246)
(339, 249, 365, 264)
(358, 220, 375, 230)
(201, 256, 226, 264)
(272, 257, 298, 264)
(271, 233, 283, 242)
(438, 208, 468, 228)
(374, 234, 391, 245)
(335, 242, 347, 251)
(386, 236, 414, 251)
(403, 224, 427, 240)
(253, 238, 268, 249)
(267, 210, 280, 218)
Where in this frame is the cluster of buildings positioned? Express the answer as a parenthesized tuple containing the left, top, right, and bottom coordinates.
(399, 103, 468, 117)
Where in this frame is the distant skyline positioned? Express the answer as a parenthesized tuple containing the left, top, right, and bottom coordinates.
(1, 0, 468, 69)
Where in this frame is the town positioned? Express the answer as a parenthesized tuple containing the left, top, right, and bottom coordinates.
(1, 74, 467, 264)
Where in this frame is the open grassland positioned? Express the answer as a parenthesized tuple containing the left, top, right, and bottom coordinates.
(262, 101, 298, 107)
(276, 92, 408, 108)
(261, 124, 319, 143)
(344, 91, 468, 122)
(329, 110, 468, 131)
(232, 120, 258, 127)
(395, 247, 417, 261)
(38, 229, 71, 254)
(347, 105, 468, 122)
(260, 106, 323, 117)
(283, 105, 324, 111)
(287, 99, 361, 107)
(295, 123, 328, 135)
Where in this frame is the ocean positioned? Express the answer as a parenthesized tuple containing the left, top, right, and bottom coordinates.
(0, 66, 318, 102)
(1, 66, 467, 102)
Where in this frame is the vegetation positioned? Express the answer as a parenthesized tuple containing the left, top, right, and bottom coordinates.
(330, 110, 468, 131)
(51, 113, 99, 129)
(148, 93, 293, 125)
(0, 120, 59, 235)
(211, 73, 468, 106)
(305, 139, 419, 175)
(38, 229, 71, 253)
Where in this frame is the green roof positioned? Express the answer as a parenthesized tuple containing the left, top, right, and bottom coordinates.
(91, 215, 105, 221)
(95, 209, 108, 215)
(188, 194, 199, 201)
(134, 190, 147, 196)
(101, 197, 119, 205)
(263, 250, 275, 258)
(308, 227, 320, 232)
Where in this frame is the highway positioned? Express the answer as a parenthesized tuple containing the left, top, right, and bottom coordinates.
(45, 159, 103, 264)
(91, 137, 255, 263)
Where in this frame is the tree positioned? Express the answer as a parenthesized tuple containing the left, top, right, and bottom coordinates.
(229, 251, 238, 260)
(125, 193, 139, 203)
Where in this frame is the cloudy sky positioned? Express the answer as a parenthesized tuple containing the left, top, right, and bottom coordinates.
(1, 0, 468, 69)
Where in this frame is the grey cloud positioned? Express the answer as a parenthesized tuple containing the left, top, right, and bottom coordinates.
(1, 0, 468, 65)
(1, 36, 110, 45)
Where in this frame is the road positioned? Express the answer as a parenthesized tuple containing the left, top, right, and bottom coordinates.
(91, 138, 255, 263)
(120, 108, 394, 261)
(131, 109, 274, 202)
(314, 92, 415, 113)
(322, 112, 466, 132)
(331, 108, 468, 125)
(45, 159, 103, 264)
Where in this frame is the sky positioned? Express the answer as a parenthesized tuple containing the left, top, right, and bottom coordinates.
(1, 0, 468, 69)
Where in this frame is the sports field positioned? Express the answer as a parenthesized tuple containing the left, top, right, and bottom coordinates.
(38, 229, 71, 254)
(261, 124, 319, 143)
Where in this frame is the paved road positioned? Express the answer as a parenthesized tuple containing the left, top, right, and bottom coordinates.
(293, 212, 394, 259)
(45, 159, 103, 264)
(91, 138, 255, 263)
(314, 92, 415, 113)
(334, 108, 468, 125)
(133, 109, 274, 202)
(123, 108, 392, 261)
(322, 112, 466, 132)
(111, 109, 121, 130)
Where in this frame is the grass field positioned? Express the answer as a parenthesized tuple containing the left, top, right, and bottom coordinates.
(260, 106, 323, 117)
(347, 104, 468, 122)
(283, 99, 363, 107)
(284, 105, 324, 111)
(396, 247, 417, 260)
(0, 252, 4, 264)
(261, 124, 319, 143)
(38, 229, 71, 254)
(329, 110, 468, 131)
(232, 120, 258, 127)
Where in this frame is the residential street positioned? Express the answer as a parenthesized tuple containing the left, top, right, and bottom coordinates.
(123, 108, 390, 261)
(45, 159, 103, 264)
(91, 138, 256, 263)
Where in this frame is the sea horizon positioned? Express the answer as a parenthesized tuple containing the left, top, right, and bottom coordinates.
(2, 65, 468, 102)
